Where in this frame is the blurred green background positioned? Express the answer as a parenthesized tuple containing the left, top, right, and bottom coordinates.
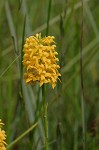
(0, 0, 99, 149)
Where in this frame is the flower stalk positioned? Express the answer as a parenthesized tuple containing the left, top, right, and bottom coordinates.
(42, 85, 48, 150)
(22, 33, 61, 150)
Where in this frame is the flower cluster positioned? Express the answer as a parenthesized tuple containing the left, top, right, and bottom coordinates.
(23, 33, 61, 88)
(0, 120, 7, 150)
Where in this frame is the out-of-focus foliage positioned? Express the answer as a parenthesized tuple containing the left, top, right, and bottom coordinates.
(0, 0, 99, 149)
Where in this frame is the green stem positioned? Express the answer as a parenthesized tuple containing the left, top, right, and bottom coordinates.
(7, 122, 38, 149)
(42, 85, 49, 150)
(80, 0, 86, 149)
(46, 0, 52, 36)
(81, 94, 86, 150)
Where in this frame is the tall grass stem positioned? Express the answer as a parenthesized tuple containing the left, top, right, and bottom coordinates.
(7, 122, 38, 149)
(46, 0, 52, 36)
(80, 0, 86, 149)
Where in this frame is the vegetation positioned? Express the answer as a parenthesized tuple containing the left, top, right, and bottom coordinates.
(0, 0, 99, 149)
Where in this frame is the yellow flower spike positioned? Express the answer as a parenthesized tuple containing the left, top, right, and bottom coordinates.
(0, 120, 7, 150)
(23, 33, 61, 88)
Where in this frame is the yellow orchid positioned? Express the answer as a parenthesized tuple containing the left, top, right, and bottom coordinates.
(23, 33, 61, 88)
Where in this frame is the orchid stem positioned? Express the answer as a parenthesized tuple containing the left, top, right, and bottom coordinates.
(42, 85, 48, 150)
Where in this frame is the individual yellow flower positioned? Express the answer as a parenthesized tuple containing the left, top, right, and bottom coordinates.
(23, 33, 61, 88)
(0, 119, 7, 150)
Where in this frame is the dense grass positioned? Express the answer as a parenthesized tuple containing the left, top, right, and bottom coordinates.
(0, 0, 99, 149)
